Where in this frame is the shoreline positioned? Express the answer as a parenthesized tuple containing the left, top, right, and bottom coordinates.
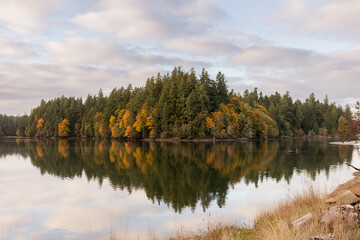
(0, 135, 336, 142)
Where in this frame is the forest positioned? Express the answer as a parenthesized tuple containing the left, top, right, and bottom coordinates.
(0, 67, 355, 139)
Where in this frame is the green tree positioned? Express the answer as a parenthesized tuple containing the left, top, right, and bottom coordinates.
(337, 116, 348, 140)
(215, 72, 228, 107)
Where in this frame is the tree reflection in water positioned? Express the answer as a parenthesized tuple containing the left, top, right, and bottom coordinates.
(0, 138, 353, 213)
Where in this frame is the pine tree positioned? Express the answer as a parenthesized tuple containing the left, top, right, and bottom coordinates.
(215, 72, 228, 107)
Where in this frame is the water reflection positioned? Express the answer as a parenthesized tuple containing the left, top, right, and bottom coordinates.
(0, 138, 353, 213)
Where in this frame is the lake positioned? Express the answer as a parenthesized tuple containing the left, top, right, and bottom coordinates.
(0, 138, 359, 239)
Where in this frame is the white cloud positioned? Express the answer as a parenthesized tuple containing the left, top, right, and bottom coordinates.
(71, 0, 225, 40)
(228, 45, 316, 68)
(0, 39, 34, 58)
(272, 0, 360, 39)
(163, 38, 239, 55)
(0, 0, 68, 33)
(44, 38, 210, 67)
(44, 38, 130, 65)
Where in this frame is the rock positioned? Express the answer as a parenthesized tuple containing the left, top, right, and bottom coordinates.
(307, 233, 334, 240)
(348, 212, 358, 221)
(325, 197, 336, 204)
(292, 212, 312, 229)
(321, 204, 360, 225)
(321, 206, 339, 224)
(341, 204, 359, 222)
(348, 184, 360, 196)
(336, 190, 360, 205)
(341, 204, 354, 210)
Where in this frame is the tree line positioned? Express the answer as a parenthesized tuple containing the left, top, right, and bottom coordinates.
(0, 67, 356, 139)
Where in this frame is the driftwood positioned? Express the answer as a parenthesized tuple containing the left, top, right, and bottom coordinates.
(346, 163, 360, 171)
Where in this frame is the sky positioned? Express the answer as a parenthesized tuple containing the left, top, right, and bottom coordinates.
(0, 0, 359, 116)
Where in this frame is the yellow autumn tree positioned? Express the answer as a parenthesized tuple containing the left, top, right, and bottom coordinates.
(205, 117, 215, 129)
(109, 115, 117, 137)
(228, 95, 244, 112)
(125, 125, 133, 138)
(146, 108, 159, 139)
(133, 104, 149, 136)
(36, 118, 44, 136)
(58, 119, 70, 137)
(119, 110, 131, 129)
(220, 103, 242, 138)
(211, 111, 226, 138)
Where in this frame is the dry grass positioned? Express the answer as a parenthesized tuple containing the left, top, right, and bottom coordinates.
(170, 221, 256, 240)
(253, 186, 360, 240)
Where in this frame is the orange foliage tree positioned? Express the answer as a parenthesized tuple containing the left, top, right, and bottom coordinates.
(58, 119, 70, 137)
(94, 112, 105, 138)
(133, 104, 149, 136)
(109, 115, 118, 137)
(36, 118, 44, 136)
(125, 125, 133, 138)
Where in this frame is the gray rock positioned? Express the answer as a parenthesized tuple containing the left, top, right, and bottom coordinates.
(292, 212, 312, 229)
(307, 233, 334, 240)
(348, 212, 358, 221)
(341, 204, 359, 222)
(321, 204, 360, 225)
(336, 190, 360, 205)
(321, 206, 339, 224)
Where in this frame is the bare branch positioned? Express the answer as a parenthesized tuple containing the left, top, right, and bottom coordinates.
(346, 163, 360, 171)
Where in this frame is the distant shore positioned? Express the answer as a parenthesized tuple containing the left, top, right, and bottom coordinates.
(0, 135, 335, 142)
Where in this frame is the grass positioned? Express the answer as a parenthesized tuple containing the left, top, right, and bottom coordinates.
(169, 221, 256, 240)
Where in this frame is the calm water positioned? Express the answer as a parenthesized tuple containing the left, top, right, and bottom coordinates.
(0, 138, 359, 239)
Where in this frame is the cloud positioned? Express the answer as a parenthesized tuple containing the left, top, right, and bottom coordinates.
(0, 39, 34, 58)
(0, 0, 67, 33)
(71, 0, 225, 40)
(272, 0, 360, 39)
(163, 38, 240, 55)
(228, 45, 316, 68)
(227, 45, 360, 104)
(44, 38, 131, 66)
(44, 38, 210, 67)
